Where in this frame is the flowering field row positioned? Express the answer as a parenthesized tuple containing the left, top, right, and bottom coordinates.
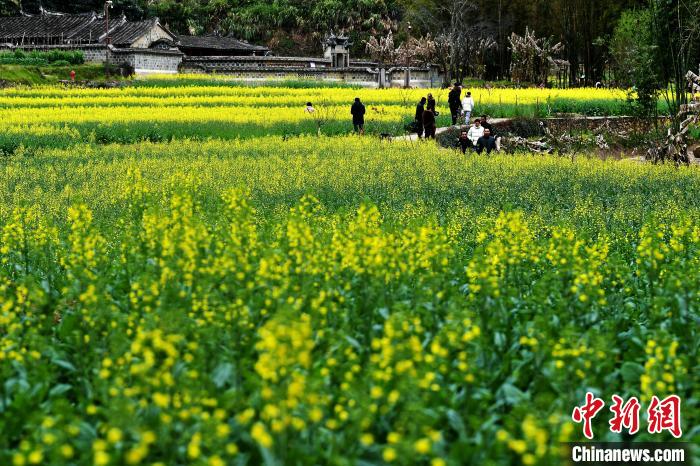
(0, 84, 640, 117)
(1, 137, 699, 465)
(3, 137, 697, 222)
(0, 82, 657, 153)
(0, 104, 410, 126)
(2, 84, 629, 104)
(0, 93, 632, 115)
(0, 112, 417, 153)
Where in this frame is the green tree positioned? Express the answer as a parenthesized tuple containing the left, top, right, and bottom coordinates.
(0, 0, 20, 16)
(610, 9, 659, 117)
(648, 0, 700, 125)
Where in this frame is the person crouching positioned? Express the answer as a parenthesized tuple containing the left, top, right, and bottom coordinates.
(458, 129, 471, 154)
(467, 119, 484, 149)
(476, 128, 497, 155)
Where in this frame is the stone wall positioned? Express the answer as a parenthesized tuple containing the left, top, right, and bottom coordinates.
(181, 57, 443, 88)
(111, 48, 182, 74)
(7, 44, 441, 84)
(543, 116, 664, 134)
(388, 68, 441, 89)
(8, 44, 182, 74)
(83, 46, 109, 63)
(183, 56, 332, 69)
(179, 66, 379, 87)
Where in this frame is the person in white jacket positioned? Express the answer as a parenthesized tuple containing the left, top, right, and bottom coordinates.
(461, 91, 475, 124)
(467, 119, 484, 147)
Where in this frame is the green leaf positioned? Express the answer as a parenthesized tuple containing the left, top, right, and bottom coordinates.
(620, 362, 644, 384)
(49, 384, 72, 397)
(211, 362, 234, 388)
(52, 358, 76, 372)
(497, 383, 526, 405)
(494, 332, 506, 348)
(344, 336, 362, 351)
(260, 446, 281, 466)
(447, 409, 467, 438)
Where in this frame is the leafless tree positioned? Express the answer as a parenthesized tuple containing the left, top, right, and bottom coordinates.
(471, 36, 498, 79)
(364, 30, 397, 66)
(508, 27, 565, 85)
(437, 1, 499, 84)
(364, 19, 398, 68)
(432, 33, 452, 87)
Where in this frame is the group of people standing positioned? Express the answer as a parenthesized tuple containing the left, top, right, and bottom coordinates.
(309, 89, 499, 155)
(448, 83, 475, 125)
(414, 94, 438, 139)
(413, 83, 499, 154)
(414, 83, 476, 139)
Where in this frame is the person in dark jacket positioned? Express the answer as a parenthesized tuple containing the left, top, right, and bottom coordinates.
(423, 107, 436, 139)
(427, 93, 436, 112)
(476, 128, 497, 154)
(448, 83, 462, 125)
(458, 129, 471, 154)
(415, 97, 426, 138)
(351, 97, 366, 134)
(480, 115, 501, 151)
(480, 114, 494, 135)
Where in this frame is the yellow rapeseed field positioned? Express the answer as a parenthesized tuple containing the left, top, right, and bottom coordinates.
(0, 81, 697, 466)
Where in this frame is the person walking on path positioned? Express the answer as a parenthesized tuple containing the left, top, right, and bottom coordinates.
(448, 83, 462, 125)
(415, 97, 426, 138)
(461, 92, 475, 124)
(423, 106, 436, 139)
(351, 97, 366, 134)
(467, 119, 484, 147)
(476, 128, 497, 155)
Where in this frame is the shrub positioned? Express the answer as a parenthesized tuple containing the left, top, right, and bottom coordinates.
(501, 117, 545, 138)
(119, 62, 136, 77)
(436, 126, 464, 149)
(0, 49, 84, 65)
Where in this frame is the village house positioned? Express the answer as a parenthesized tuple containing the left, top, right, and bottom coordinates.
(0, 10, 442, 86)
(177, 34, 269, 57)
(0, 8, 183, 73)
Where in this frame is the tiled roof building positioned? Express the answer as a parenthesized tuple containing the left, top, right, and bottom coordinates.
(177, 34, 269, 56)
(0, 9, 176, 48)
(0, 9, 269, 56)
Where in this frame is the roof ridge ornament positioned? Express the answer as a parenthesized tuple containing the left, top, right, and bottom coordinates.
(40, 7, 65, 16)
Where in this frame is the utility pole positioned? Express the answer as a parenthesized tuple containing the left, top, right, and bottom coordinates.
(404, 22, 412, 88)
(498, 0, 502, 79)
(104, 0, 113, 76)
(104, 0, 113, 45)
